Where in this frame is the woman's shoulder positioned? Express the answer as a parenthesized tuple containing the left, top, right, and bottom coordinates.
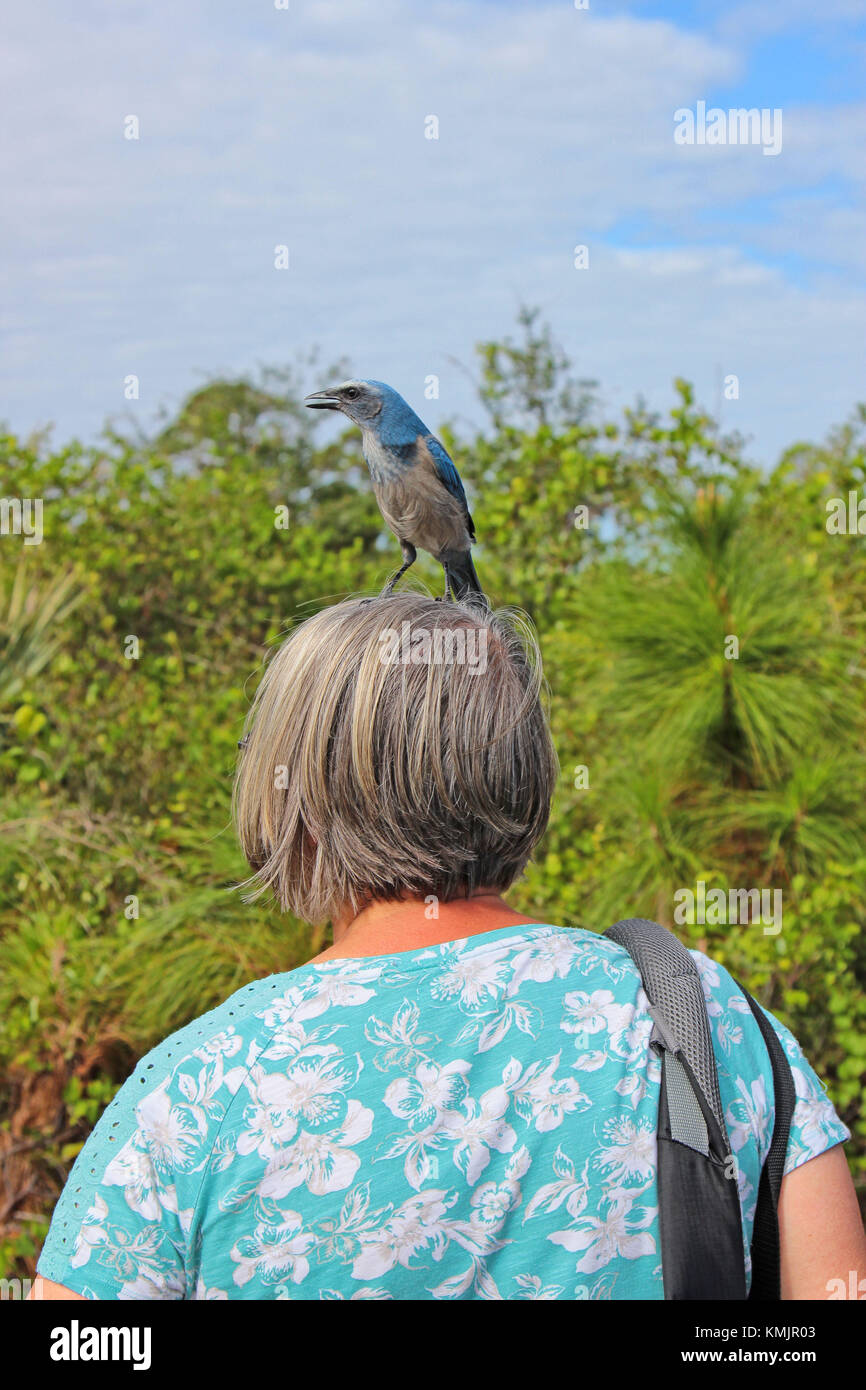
(124, 961, 363, 1090)
(684, 945, 851, 1176)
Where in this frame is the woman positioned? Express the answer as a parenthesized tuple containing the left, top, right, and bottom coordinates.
(34, 593, 865, 1299)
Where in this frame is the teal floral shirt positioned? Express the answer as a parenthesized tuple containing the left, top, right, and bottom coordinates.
(38, 924, 849, 1300)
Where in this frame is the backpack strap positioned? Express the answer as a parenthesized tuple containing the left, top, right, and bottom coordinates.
(734, 982, 797, 1301)
(605, 918, 747, 1299)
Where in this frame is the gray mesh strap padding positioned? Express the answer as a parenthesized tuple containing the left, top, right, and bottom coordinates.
(663, 1051, 709, 1155)
(606, 917, 726, 1141)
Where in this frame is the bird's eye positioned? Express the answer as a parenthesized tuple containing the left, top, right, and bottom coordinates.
(344, 387, 359, 400)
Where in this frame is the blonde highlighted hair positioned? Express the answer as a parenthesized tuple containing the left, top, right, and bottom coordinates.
(232, 592, 558, 924)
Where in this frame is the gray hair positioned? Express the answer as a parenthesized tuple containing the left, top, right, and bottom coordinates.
(232, 592, 558, 924)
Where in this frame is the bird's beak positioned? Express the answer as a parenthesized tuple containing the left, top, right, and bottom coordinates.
(303, 389, 342, 411)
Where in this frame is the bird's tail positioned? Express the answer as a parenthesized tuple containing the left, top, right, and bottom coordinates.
(442, 549, 486, 604)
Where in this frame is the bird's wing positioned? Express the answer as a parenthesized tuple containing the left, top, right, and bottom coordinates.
(424, 435, 476, 541)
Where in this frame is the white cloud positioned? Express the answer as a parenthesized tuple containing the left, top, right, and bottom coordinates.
(0, 0, 862, 462)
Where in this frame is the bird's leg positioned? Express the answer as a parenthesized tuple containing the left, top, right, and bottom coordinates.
(435, 563, 452, 602)
(379, 541, 417, 597)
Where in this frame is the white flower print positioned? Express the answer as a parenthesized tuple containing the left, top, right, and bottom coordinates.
(134, 1080, 205, 1175)
(503, 1054, 591, 1132)
(452, 999, 542, 1054)
(40, 924, 849, 1301)
(374, 1124, 452, 1192)
(69, 1193, 111, 1269)
(506, 934, 581, 992)
(791, 1065, 841, 1154)
(444, 1083, 518, 1184)
(592, 1115, 656, 1188)
(71, 1204, 172, 1291)
(101, 1086, 202, 1222)
(429, 943, 514, 1007)
(258, 1098, 374, 1199)
(511, 1272, 564, 1299)
(257, 1022, 342, 1066)
(118, 1268, 188, 1300)
(726, 1075, 771, 1158)
(319, 1286, 393, 1299)
(292, 973, 380, 1023)
(351, 1189, 459, 1280)
(523, 1146, 589, 1224)
(574, 1271, 618, 1299)
(262, 1051, 362, 1127)
(192, 1029, 243, 1065)
(585, 938, 640, 986)
(384, 1059, 471, 1127)
(471, 1182, 514, 1226)
(549, 1191, 656, 1272)
(715, 1013, 745, 1054)
(231, 1211, 317, 1287)
(561, 988, 634, 1046)
(234, 1047, 366, 1170)
(691, 951, 724, 1019)
(467, 1147, 528, 1230)
(236, 1096, 298, 1162)
(607, 997, 652, 1063)
(365, 999, 440, 1072)
(256, 985, 312, 1029)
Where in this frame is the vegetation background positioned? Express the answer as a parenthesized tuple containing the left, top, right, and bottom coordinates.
(2, 312, 864, 1279)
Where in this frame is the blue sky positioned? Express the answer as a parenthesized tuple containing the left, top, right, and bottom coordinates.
(1, 0, 863, 463)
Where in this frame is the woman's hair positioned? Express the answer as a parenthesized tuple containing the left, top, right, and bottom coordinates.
(232, 591, 559, 924)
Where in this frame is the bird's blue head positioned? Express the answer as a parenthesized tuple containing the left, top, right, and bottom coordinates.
(304, 379, 426, 445)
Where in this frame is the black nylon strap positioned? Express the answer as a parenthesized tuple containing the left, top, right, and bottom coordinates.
(655, 1054, 747, 1299)
(736, 983, 797, 1301)
(605, 922, 796, 1300)
(605, 918, 746, 1298)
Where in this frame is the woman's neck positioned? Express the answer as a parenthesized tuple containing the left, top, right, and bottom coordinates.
(308, 890, 540, 963)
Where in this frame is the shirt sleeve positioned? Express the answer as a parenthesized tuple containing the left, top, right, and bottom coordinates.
(37, 1025, 251, 1300)
(755, 1002, 852, 1175)
(691, 948, 851, 1177)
